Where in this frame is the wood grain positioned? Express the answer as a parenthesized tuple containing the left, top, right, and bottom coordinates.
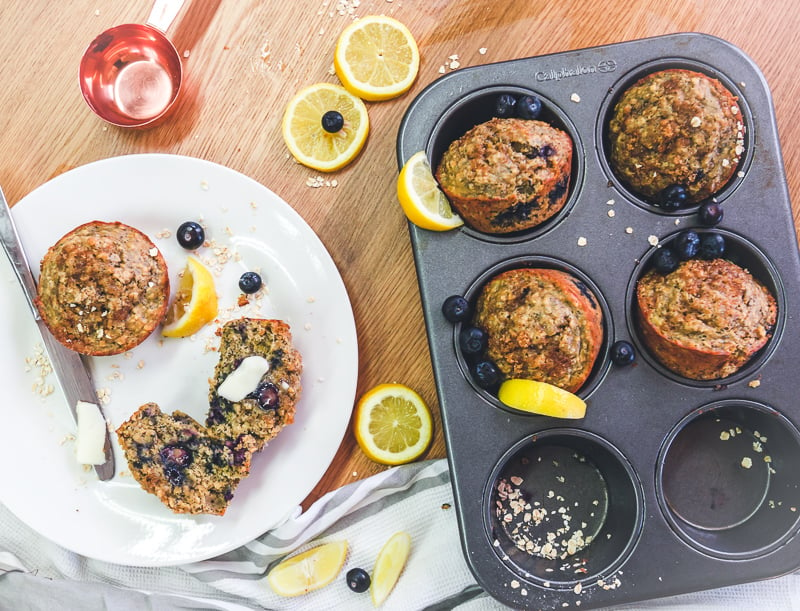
(1, 0, 798, 510)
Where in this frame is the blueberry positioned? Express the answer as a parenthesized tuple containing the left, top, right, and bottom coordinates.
(177, 221, 205, 250)
(164, 465, 185, 487)
(673, 230, 701, 260)
(515, 95, 542, 120)
(459, 326, 488, 357)
(252, 381, 279, 411)
(659, 184, 688, 210)
(321, 110, 345, 133)
(472, 360, 501, 389)
(346, 567, 371, 593)
(610, 340, 635, 366)
(698, 202, 724, 226)
(495, 94, 517, 118)
(159, 445, 193, 468)
(239, 271, 262, 294)
(442, 295, 470, 323)
(652, 247, 679, 274)
(699, 233, 726, 259)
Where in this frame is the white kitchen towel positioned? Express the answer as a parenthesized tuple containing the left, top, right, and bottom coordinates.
(0, 458, 798, 610)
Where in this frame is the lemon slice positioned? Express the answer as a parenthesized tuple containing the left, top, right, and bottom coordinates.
(334, 15, 420, 102)
(497, 379, 587, 419)
(282, 82, 369, 172)
(161, 255, 218, 338)
(267, 540, 348, 597)
(397, 151, 463, 231)
(354, 383, 433, 465)
(371, 531, 411, 607)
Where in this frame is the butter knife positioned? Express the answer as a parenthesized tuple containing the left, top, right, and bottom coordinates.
(0, 186, 115, 480)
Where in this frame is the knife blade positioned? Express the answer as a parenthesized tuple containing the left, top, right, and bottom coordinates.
(0, 186, 115, 480)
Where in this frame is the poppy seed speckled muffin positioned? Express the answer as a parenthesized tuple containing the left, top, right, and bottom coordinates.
(637, 258, 776, 379)
(608, 69, 744, 204)
(473, 268, 603, 393)
(435, 118, 573, 233)
(35, 221, 170, 356)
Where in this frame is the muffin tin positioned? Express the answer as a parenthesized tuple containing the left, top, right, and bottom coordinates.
(396, 33, 800, 609)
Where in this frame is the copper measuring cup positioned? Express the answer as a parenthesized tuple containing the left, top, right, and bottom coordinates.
(79, 0, 185, 128)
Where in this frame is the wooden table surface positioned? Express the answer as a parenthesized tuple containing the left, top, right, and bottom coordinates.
(1, 0, 798, 511)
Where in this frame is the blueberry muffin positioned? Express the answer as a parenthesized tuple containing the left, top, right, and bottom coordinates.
(473, 268, 603, 393)
(116, 403, 252, 516)
(206, 318, 303, 454)
(608, 69, 744, 205)
(637, 258, 777, 379)
(435, 118, 573, 233)
(35, 221, 170, 356)
(117, 318, 303, 515)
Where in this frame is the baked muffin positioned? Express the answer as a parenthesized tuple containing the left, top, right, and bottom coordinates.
(206, 318, 303, 454)
(637, 258, 777, 379)
(473, 268, 603, 393)
(35, 221, 170, 356)
(116, 403, 252, 516)
(608, 69, 744, 204)
(117, 317, 303, 515)
(435, 118, 572, 233)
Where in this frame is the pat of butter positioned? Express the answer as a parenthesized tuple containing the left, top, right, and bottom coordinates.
(218, 356, 270, 402)
(75, 401, 107, 465)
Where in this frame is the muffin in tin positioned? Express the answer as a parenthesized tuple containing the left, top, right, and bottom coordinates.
(473, 267, 603, 393)
(636, 258, 777, 380)
(435, 117, 573, 233)
(608, 69, 744, 205)
(35, 221, 170, 356)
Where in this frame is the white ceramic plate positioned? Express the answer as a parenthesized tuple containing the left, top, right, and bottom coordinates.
(0, 154, 358, 566)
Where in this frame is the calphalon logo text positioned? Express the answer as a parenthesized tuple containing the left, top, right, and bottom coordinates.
(536, 59, 617, 82)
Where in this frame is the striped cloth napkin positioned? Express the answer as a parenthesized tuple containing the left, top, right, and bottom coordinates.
(0, 458, 798, 610)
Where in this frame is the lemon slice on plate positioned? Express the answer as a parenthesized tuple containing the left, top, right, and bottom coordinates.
(282, 82, 369, 172)
(161, 255, 218, 338)
(371, 531, 412, 606)
(334, 15, 420, 101)
(267, 540, 348, 597)
(497, 379, 587, 419)
(354, 383, 433, 465)
(397, 151, 463, 231)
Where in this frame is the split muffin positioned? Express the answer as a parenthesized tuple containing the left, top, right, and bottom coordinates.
(436, 118, 573, 233)
(473, 268, 603, 393)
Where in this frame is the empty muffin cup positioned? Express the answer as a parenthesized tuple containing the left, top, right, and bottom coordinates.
(657, 400, 800, 559)
(598, 59, 751, 214)
(456, 255, 612, 408)
(485, 429, 644, 588)
(426, 85, 583, 242)
(627, 228, 784, 387)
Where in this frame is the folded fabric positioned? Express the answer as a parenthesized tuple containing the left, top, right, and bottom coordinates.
(0, 458, 798, 610)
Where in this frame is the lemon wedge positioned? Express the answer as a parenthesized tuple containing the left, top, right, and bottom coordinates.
(397, 151, 463, 231)
(334, 15, 420, 102)
(161, 255, 218, 338)
(497, 379, 587, 419)
(282, 82, 369, 172)
(267, 540, 348, 597)
(371, 531, 411, 607)
(354, 383, 433, 465)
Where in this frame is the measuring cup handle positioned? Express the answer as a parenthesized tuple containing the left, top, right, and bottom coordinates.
(146, 0, 185, 33)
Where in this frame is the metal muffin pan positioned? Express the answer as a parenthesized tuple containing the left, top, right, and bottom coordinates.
(396, 33, 800, 609)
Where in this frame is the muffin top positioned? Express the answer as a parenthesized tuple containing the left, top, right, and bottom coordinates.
(608, 69, 744, 204)
(637, 258, 776, 355)
(474, 267, 603, 393)
(35, 221, 170, 356)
